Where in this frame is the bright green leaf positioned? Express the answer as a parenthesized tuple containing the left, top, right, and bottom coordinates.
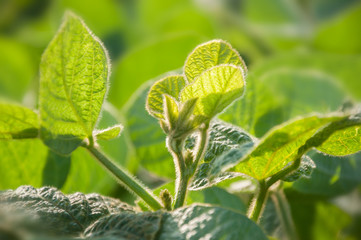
(0, 102, 39, 139)
(146, 75, 185, 119)
(181, 65, 245, 119)
(39, 12, 109, 155)
(184, 39, 247, 83)
(317, 125, 361, 156)
(95, 124, 123, 141)
(163, 94, 179, 130)
(234, 115, 342, 180)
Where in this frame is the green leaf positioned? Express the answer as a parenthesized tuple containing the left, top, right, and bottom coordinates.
(163, 94, 179, 130)
(0, 102, 39, 139)
(181, 65, 245, 119)
(84, 212, 162, 240)
(316, 124, 361, 156)
(146, 75, 185, 119)
(234, 115, 342, 180)
(123, 81, 174, 178)
(0, 139, 48, 189)
(95, 125, 123, 141)
(0, 186, 135, 237)
(291, 150, 361, 197)
(42, 149, 71, 189)
(188, 121, 255, 190)
(158, 205, 268, 240)
(184, 39, 247, 83)
(39, 12, 109, 155)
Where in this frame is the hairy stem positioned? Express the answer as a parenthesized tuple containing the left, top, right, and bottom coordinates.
(266, 157, 302, 188)
(248, 180, 268, 222)
(86, 145, 163, 210)
(191, 125, 209, 174)
(167, 137, 188, 209)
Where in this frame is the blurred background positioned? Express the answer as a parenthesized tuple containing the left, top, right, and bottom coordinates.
(1, 0, 361, 239)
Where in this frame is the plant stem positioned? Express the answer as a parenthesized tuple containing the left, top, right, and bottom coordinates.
(191, 125, 209, 174)
(248, 180, 268, 222)
(86, 145, 163, 210)
(266, 157, 301, 188)
(167, 137, 188, 209)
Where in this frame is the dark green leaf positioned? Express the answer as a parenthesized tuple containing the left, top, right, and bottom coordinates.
(158, 205, 268, 240)
(42, 149, 71, 189)
(0, 186, 135, 237)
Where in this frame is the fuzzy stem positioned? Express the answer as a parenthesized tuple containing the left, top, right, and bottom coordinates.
(266, 157, 302, 188)
(86, 145, 163, 210)
(248, 180, 268, 222)
(191, 125, 209, 174)
(167, 137, 188, 209)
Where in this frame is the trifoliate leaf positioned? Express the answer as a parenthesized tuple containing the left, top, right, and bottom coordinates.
(39, 12, 109, 155)
(180, 65, 245, 120)
(0, 186, 135, 237)
(95, 125, 123, 140)
(0, 102, 39, 139)
(184, 39, 247, 83)
(146, 75, 185, 119)
(234, 115, 342, 180)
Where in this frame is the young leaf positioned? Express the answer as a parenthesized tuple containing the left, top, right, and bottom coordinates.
(159, 205, 268, 240)
(234, 115, 342, 180)
(39, 12, 109, 155)
(0, 102, 39, 139)
(180, 65, 245, 120)
(163, 94, 179, 130)
(95, 124, 123, 140)
(184, 39, 247, 83)
(146, 75, 185, 119)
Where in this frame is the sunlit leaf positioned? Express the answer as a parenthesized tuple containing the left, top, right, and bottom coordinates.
(95, 124, 123, 141)
(146, 75, 185, 119)
(184, 39, 247, 83)
(39, 12, 109, 155)
(181, 65, 245, 119)
(282, 155, 316, 182)
(234, 115, 342, 180)
(0, 102, 39, 139)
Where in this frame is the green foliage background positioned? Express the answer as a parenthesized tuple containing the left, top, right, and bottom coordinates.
(1, 0, 361, 239)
